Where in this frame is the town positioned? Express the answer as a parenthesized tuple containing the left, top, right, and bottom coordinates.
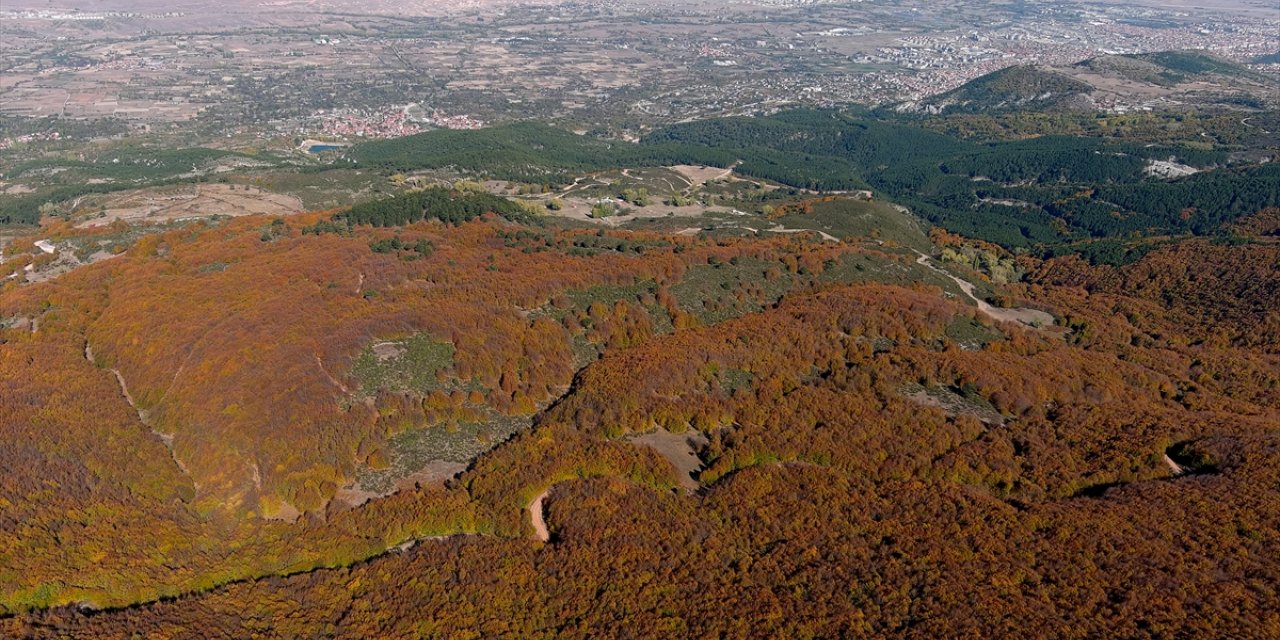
(2, 0, 1275, 151)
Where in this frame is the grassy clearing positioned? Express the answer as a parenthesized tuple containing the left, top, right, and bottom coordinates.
(901, 382, 1005, 425)
(351, 334, 457, 398)
(944, 316, 1006, 350)
(565, 281, 656, 311)
(718, 367, 754, 395)
(233, 169, 388, 210)
(62, 226, 166, 261)
(818, 252, 968, 299)
(355, 415, 531, 494)
(773, 199, 932, 251)
(670, 256, 798, 325)
(670, 243, 977, 327)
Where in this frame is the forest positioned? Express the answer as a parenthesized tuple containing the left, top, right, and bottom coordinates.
(341, 109, 1276, 251)
(0, 55, 1277, 633)
(337, 187, 535, 227)
(5, 109, 1275, 249)
(0, 175, 1277, 637)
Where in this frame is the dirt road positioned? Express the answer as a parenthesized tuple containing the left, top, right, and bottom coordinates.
(913, 251, 1054, 328)
(529, 489, 551, 542)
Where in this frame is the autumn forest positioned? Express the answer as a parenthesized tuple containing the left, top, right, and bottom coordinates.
(0, 88, 1279, 639)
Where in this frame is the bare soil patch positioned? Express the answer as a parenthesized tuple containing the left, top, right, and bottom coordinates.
(903, 385, 1005, 426)
(74, 183, 303, 228)
(371, 341, 407, 362)
(627, 428, 710, 492)
(262, 501, 302, 523)
(669, 164, 736, 189)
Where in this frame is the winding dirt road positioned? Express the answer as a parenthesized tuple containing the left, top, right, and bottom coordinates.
(913, 251, 1054, 328)
(528, 489, 551, 542)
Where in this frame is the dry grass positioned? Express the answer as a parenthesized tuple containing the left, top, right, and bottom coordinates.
(73, 184, 302, 228)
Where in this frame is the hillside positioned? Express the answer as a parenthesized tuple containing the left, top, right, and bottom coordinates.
(2, 201, 1278, 636)
(1083, 51, 1272, 88)
(340, 111, 1277, 250)
(897, 65, 1096, 114)
(0, 112, 1277, 639)
(900, 50, 1279, 115)
(6, 110, 1277, 255)
(4, 2, 1280, 636)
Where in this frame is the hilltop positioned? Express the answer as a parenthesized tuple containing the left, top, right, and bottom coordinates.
(897, 66, 1096, 114)
(899, 50, 1278, 115)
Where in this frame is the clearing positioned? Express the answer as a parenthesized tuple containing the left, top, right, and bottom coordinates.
(72, 183, 302, 228)
(913, 251, 1055, 328)
(336, 460, 467, 507)
(627, 428, 710, 492)
(669, 164, 737, 189)
(901, 383, 1006, 426)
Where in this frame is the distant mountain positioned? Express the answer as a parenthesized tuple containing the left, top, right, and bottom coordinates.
(898, 50, 1277, 115)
